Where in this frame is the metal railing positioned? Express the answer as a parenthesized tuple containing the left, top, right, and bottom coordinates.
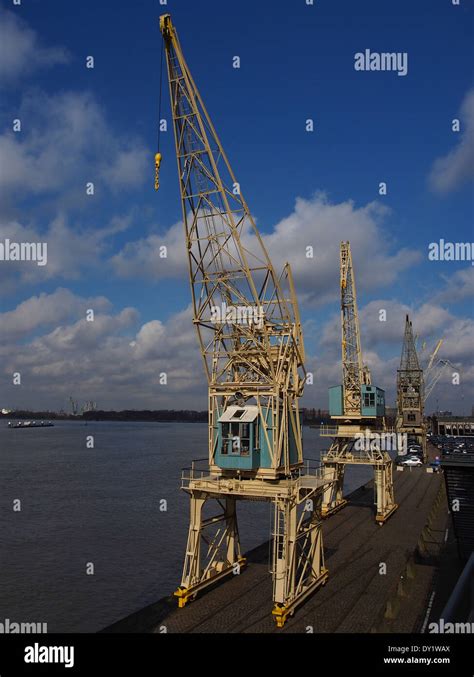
(319, 424, 338, 436)
(179, 456, 328, 489)
(319, 423, 397, 436)
(180, 457, 209, 487)
(294, 458, 325, 479)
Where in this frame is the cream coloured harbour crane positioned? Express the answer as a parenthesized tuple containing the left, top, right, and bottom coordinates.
(156, 13, 333, 627)
(321, 242, 397, 524)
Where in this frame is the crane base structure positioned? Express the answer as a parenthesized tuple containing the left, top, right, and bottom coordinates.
(320, 426, 398, 525)
(174, 464, 332, 627)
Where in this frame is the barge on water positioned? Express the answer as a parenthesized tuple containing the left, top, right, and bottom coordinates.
(7, 420, 54, 429)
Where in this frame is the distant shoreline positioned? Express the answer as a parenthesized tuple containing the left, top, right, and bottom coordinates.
(0, 409, 208, 424)
(0, 408, 333, 425)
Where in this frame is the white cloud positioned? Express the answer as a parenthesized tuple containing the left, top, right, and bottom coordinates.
(111, 220, 186, 280)
(360, 301, 452, 349)
(35, 307, 139, 354)
(0, 298, 204, 411)
(111, 194, 421, 307)
(0, 9, 69, 84)
(0, 90, 148, 204)
(261, 194, 420, 306)
(311, 297, 473, 410)
(0, 288, 111, 342)
(429, 89, 474, 193)
(0, 288, 472, 413)
(320, 298, 468, 360)
(130, 307, 196, 360)
(434, 267, 474, 303)
(0, 212, 132, 292)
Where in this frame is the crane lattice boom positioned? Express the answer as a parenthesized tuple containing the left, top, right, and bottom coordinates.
(160, 14, 304, 398)
(340, 242, 370, 417)
(160, 14, 305, 476)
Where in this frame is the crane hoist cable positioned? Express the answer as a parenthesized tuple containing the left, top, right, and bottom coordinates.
(154, 37, 165, 191)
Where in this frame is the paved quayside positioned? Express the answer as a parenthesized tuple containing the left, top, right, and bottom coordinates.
(105, 449, 449, 633)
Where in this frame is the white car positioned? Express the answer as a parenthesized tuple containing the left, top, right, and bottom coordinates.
(402, 457, 423, 467)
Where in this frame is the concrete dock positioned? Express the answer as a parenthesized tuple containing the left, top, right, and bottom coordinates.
(105, 450, 453, 633)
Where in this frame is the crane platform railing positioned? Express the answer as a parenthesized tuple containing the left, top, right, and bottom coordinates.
(180, 457, 332, 495)
(319, 423, 397, 437)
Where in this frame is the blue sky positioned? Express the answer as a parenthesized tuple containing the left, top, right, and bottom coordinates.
(0, 0, 473, 412)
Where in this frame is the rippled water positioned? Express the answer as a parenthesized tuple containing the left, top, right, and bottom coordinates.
(0, 420, 372, 632)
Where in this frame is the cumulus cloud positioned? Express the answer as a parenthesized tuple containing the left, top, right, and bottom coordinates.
(360, 301, 452, 350)
(111, 194, 421, 307)
(0, 297, 203, 411)
(321, 298, 466, 359)
(429, 89, 474, 193)
(0, 90, 148, 205)
(111, 220, 186, 280)
(0, 286, 472, 412)
(434, 267, 474, 303)
(0, 8, 69, 84)
(0, 288, 111, 342)
(0, 212, 132, 292)
(313, 297, 473, 409)
(34, 307, 139, 355)
(261, 195, 420, 306)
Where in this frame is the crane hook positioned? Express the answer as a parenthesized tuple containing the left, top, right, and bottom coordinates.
(154, 152, 162, 191)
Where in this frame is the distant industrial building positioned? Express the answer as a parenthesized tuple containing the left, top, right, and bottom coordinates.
(433, 415, 474, 436)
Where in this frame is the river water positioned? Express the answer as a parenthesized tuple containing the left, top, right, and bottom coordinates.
(0, 420, 373, 632)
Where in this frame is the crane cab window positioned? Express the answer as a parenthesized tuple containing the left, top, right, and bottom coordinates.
(363, 392, 375, 408)
(221, 421, 251, 455)
(218, 406, 259, 458)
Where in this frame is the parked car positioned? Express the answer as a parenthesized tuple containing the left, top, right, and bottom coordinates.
(402, 457, 423, 467)
(407, 449, 423, 458)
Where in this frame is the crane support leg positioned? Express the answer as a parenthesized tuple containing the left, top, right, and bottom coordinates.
(321, 437, 349, 517)
(320, 435, 398, 524)
(321, 461, 347, 517)
(271, 490, 328, 628)
(374, 463, 398, 524)
(174, 492, 246, 608)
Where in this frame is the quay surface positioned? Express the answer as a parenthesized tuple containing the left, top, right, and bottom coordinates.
(105, 444, 455, 634)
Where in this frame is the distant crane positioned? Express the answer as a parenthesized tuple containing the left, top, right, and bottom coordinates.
(81, 401, 97, 414)
(425, 359, 456, 402)
(426, 339, 444, 371)
(321, 242, 397, 524)
(157, 13, 333, 627)
(69, 397, 78, 416)
(411, 333, 456, 405)
(396, 315, 426, 456)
